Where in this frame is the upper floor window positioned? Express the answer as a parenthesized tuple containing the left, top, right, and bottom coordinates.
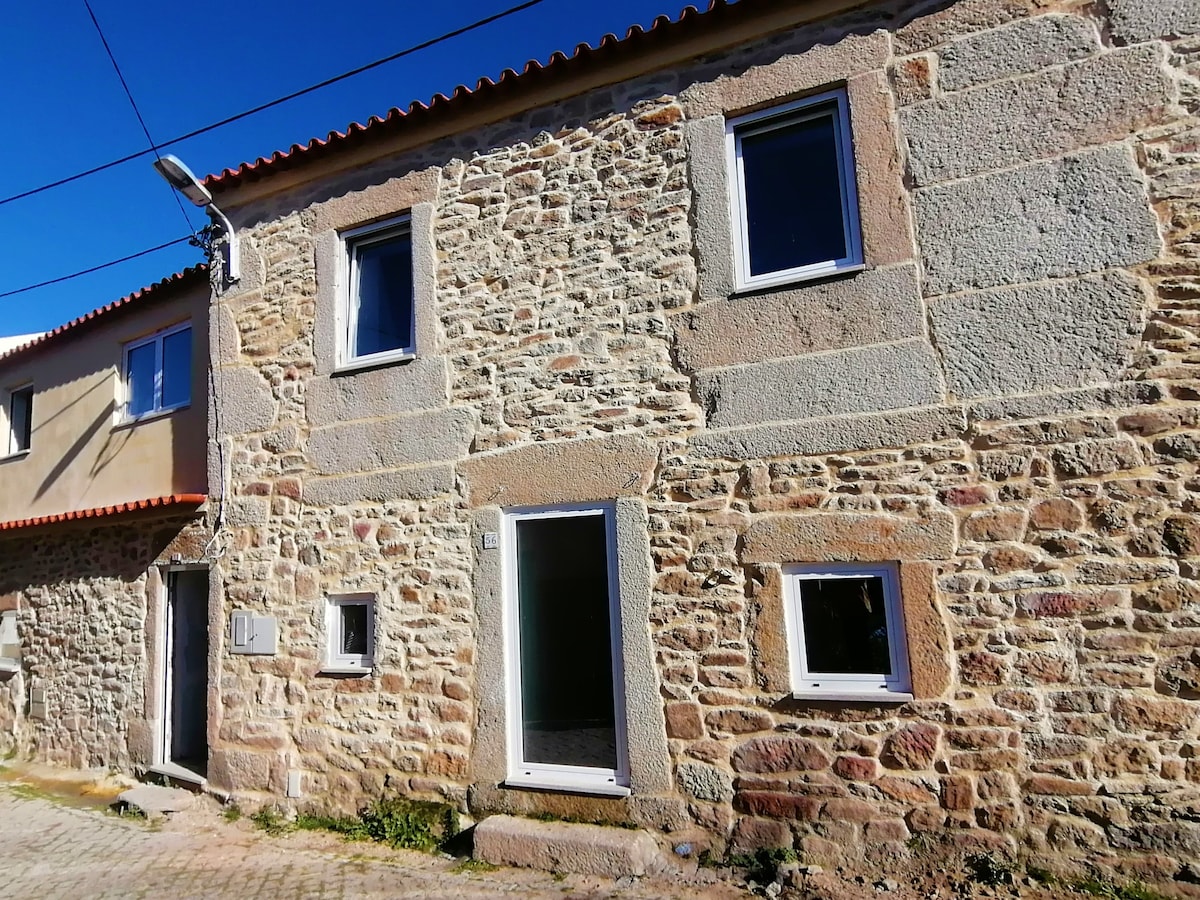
(783, 562, 910, 700)
(339, 216, 414, 370)
(727, 88, 863, 291)
(123, 322, 191, 420)
(3, 384, 33, 457)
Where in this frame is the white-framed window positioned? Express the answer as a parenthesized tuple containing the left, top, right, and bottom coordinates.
(325, 594, 375, 671)
(726, 87, 863, 291)
(3, 384, 33, 457)
(122, 322, 192, 420)
(502, 503, 630, 796)
(338, 216, 415, 371)
(783, 562, 911, 700)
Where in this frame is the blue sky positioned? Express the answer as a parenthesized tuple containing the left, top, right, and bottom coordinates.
(0, 0, 691, 337)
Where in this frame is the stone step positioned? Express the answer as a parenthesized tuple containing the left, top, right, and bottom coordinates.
(472, 814, 664, 878)
(117, 784, 194, 817)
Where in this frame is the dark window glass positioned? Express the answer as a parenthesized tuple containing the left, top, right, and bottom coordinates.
(516, 514, 618, 770)
(340, 604, 369, 656)
(161, 328, 192, 409)
(353, 231, 414, 358)
(10, 388, 32, 453)
(126, 342, 157, 417)
(799, 576, 892, 676)
(740, 107, 847, 276)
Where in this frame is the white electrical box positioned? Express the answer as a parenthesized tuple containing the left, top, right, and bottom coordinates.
(0, 610, 18, 657)
(229, 611, 278, 655)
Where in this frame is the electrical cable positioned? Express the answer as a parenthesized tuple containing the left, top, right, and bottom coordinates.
(82, 0, 199, 235)
(0, 237, 193, 299)
(0, 0, 550, 209)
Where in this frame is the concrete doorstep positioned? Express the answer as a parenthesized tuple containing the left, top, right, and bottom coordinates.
(117, 784, 194, 818)
(472, 814, 666, 878)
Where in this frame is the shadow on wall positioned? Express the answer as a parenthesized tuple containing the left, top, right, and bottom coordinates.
(0, 279, 208, 519)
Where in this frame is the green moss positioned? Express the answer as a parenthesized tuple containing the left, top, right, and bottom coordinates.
(1027, 866, 1057, 886)
(451, 858, 499, 874)
(222, 804, 242, 823)
(966, 852, 1016, 886)
(1072, 877, 1170, 900)
(701, 847, 798, 884)
(286, 797, 460, 853)
(524, 811, 637, 829)
(250, 806, 290, 835)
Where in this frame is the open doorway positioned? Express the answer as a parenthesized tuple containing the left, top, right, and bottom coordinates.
(161, 568, 208, 778)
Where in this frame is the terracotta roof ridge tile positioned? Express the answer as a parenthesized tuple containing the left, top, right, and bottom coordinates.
(0, 265, 208, 367)
(203, 0, 751, 192)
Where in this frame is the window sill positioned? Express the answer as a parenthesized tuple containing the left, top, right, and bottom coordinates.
(318, 665, 374, 677)
(503, 776, 631, 799)
(733, 262, 865, 297)
(791, 691, 914, 704)
(0, 450, 29, 464)
(333, 350, 416, 376)
(0, 658, 20, 674)
(114, 404, 189, 430)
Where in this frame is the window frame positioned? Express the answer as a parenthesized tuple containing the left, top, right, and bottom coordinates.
(782, 561, 911, 700)
(324, 593, 376, 672)
(501, 502, 631, 797)
(120, 321, 192, 422)
(3, 383, 33, 458)
(726, 87, 864, 292)
(337, 215, 416, 372)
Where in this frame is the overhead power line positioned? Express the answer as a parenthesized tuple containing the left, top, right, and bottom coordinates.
(82, 0, 199, 235)
(0, 0, 550, 209)
(0, 237, 193, 300)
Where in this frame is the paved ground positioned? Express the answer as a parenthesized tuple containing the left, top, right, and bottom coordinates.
(0, 776, 745, 900)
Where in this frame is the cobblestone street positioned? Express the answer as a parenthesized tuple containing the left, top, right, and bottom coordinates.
(0, 783, 744, 900)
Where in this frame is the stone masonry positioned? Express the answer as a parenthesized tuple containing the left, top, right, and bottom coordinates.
(203, 0, 1200, 886)
(0, 515, 210, 770)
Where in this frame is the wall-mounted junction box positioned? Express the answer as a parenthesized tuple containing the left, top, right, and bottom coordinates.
(229, 611, 278, 655)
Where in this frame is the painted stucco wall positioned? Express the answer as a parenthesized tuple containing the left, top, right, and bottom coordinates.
(0, 279, 209, 523)
(201, 0, 1200, 882)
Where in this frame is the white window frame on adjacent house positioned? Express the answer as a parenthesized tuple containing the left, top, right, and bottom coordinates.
(324, 593, 376, 673)
(783, 562, 912, 701)
(726, 87, 863, 292)
(502, 503, 631, 797)
(121, 321, 192, 422)
(2, 383, 33, 458)
(337, 215, 415, 372)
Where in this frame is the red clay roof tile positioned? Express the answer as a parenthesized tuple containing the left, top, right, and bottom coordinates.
(203, 0, 748, 192)
(0, 265, 208, 367)
(0, 494, 207, 533)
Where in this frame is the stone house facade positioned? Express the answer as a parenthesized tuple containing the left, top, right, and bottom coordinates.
(190, 0, 1200, 879)
(0, 268, 212, 775)
(3, 0, 1199, 885)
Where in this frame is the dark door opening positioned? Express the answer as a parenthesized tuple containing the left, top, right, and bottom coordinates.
(514, 511, 621, 772)
(166, 569, 208, 775)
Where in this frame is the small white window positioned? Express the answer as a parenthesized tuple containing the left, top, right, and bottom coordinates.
(727, 88, 863, 291)
(783, 562, 911, 700)
(122, 322, 191, 420)
(3, 384, 33, 457)
(325, 594, 375, 671)
(339, 216, 414, 370)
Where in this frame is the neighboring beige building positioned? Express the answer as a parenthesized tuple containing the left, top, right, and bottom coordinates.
(0, 267, 212, 777)
(5, 0, 1200, 886)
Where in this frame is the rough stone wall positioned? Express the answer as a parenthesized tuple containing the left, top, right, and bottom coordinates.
(0, 516, 209, 769)
(210, 0, 1200, 881)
